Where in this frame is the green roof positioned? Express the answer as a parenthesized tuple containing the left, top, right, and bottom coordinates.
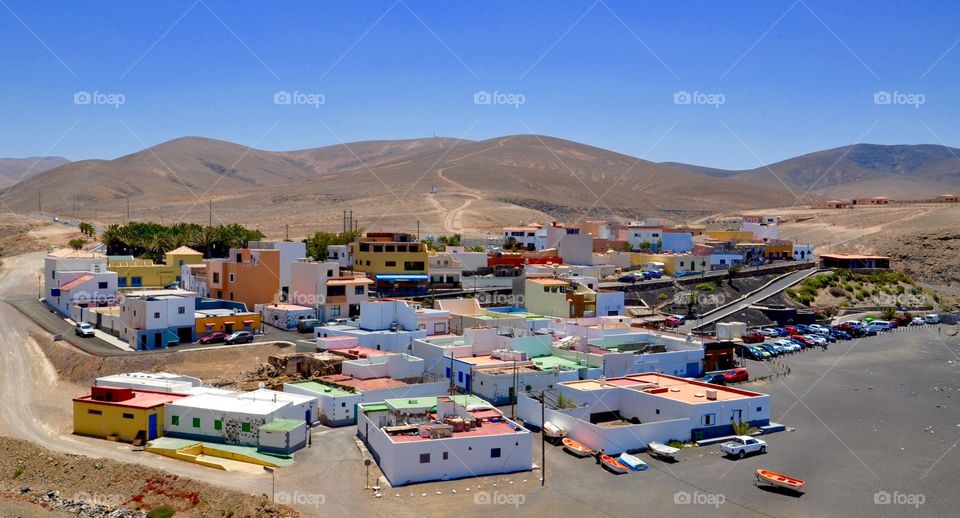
(362, 403, 389, 414)
(530, 355, 582, 370)
(260, 419, 305, 433)
(290, 381, 352, 397)
(385, 394, 486, 410)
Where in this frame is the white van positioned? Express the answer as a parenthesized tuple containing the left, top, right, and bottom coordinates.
(924, 314, 941, 324)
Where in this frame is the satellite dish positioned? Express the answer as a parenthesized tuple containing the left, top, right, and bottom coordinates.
(364, 459, 372, 466)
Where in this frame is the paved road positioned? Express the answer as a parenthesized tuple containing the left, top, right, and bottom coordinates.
(681, 268, 819, 332)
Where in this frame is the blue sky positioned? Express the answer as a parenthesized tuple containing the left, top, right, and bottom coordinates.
(1, 0, 959, 169)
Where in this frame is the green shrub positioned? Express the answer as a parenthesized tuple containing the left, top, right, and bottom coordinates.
(147, 506, 176, 518)
(695, 283, 715, 292)
(12, 467, 23, 479)
(658, 293, 668, 301)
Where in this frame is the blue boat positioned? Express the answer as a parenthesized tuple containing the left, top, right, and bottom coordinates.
(618, 452, 648, 471)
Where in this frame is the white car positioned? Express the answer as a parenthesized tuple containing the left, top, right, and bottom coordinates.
(924, 314, 941, 324)
(759, 328, 780, 337)
(774, 339, 798, 352)
(807, 334, 827, 346)
(720, 436, 768, 458)
(910, 317, 926, 326)
(74, 322, 95, 337)
(808, 324, 830, 334)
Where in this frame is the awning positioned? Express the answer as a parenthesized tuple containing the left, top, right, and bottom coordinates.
(242, 319, 254, 323)
(223, 321, 235, 325)
(374, 274, 429, 282)
(205, 323, 214, 328)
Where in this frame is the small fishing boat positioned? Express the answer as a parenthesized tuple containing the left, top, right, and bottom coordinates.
(562, 437, 593, 457)
(618, 452, 648, 471)
(543, 421, 567, 440)
(755, 469, 805, 491)
(647, 441, 680, 460)
(600, 454, 629, 474)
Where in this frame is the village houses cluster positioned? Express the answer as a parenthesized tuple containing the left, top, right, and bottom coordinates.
(51, 214, 808, 485)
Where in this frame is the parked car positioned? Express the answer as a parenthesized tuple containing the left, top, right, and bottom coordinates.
(720, 436, 767, 459)
(911, 317, 926, 326)
(783, 325, 799, 335)
(925, 314, 941, 324)
(865, 320, 892, 333)
(699, 373, 727, 385)
(74, 322, 95, 337)
(807, 334, 827, 346)
(724, 368, 749, 383)
(296, 318, 323, 333)
(743, 346, 768, 360)
(759, 328, 780, 338)
(224, 331, 254, 345)
(642, 270, 663, 280)
(198, 332, 227, 345)
(741, 331, 765, 343)
(793, 324, 811, 334)
(759, 344, 780, 357)
(618, 274, 637, 283)
(893, 315, 912, 327)
(776, 339, 801, 352)
(774, 327, 790, 336)
(664, 316, 681, 328)
(832, 330, 852, 340)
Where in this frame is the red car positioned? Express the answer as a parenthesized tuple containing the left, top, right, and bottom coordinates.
(791, 334, 814, 347)
(723, 368, 749, 383)
(199, 332, 228, 345)
(741, 331, 764, 343)
(783, 325, 799, 335)
(664, 316, 681, 328)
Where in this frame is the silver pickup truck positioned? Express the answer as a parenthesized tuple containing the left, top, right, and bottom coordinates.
(720, 436, 767, 459)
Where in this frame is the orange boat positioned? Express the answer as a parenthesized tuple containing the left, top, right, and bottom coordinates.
(600, 454, 629, 474)
(756, 469, 805, 491)
(562, 438, 593, 457)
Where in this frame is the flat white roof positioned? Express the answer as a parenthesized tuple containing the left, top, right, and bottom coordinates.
(168, 393, 288, 415)
(237, 388, 316, 404)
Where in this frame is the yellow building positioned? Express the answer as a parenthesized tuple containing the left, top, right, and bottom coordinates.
(195, 308, 261, 335)
(353, 233, 428, 295)
(73, 386, 187, 443)
(631, 253, 709, 275)
(764, 241, 793, 261)
(109, 246, 204, 289)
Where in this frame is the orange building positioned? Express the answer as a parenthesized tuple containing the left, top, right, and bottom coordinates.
(205, 248, 281, 308)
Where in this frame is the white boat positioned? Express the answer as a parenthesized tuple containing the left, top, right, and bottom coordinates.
(647, 441, 680, 459)
(618, 452, 648, 471)
(543, 421, 567, 440)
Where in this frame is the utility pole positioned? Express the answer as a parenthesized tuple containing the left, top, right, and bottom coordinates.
(208, 200, 212, 227)
(417, 220, 420, 241)
(285, 223, 289, 241)
(126, 196, 130, 222)
(38, 192, 42, 215)
(540, 391, 546, 486)
(511, 359, 517, 419)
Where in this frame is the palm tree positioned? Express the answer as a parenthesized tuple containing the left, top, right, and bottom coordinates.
(68, 238, 85, 251)
(731, 420, 760, 436)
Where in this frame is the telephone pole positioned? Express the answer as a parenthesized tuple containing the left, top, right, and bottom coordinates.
(208, 200, 212, 226)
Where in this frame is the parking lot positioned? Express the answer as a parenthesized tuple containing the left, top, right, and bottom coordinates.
(356, 327, 959, 517)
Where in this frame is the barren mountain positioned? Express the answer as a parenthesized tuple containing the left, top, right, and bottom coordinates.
(673, 144, 960, 199)
(0, 157, 70, 189)
(1, 135, 794, 236)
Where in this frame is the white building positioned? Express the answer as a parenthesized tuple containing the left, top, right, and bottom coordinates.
(284, 347, 447, 427)
(257, 303, 316, 331)
(625, 225, 663, 251)
(44, 249, 118, 316)
(792, 243, 815, 262)
(163, 389, 316, 454)
(316, 300, 449, 352)
(95, 372, 202, 393)
(327, 244, 354, 269)
(119, 289, 198, 350)
(357, 395, 533, 486)
(288, 259, 372, 322)
(518, 373, 772, 454)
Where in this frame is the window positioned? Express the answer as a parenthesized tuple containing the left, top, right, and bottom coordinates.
(404, 261, 425, 271)
(385, 245, 395, 253)
(214, 420, 222, 431)
(341, 402, 346, 407)
(242, 422, 251, 433)
(490, 448, 501, 458)
(385, 261, 397, 267)
(327, 270, 334, 277)
(98, 281, 108, 289)
(442, 452, 449, 460)
(131, 276, 142, 287)
(434, 323, 446, 334)
(178, 306, 185, 314)
(171, 415, 179, 426)
(153, 312, 160, 319)
(702, 413, 716, 426)
(213, 272, 220, 283)
(330, 306, 340, 317)
(118, 277, 127, 288)
(458, 372, 463, 382)
(355, 286, 364, 295)
(359, 243, 369, 252)
(87, 409, 102, 415)
(656, 409, 660, 415)
(122, 413, 134, 419)
(757, 407, 762, 412)
(228, 273, 235, 283)
(419, 453, 430, 464)
(192, 417, 200, 428)
(373, 245, 383, 253)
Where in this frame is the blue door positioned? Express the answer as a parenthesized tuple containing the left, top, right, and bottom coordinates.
(305, 409, 311, 425)
(465, 374, 471, 392)
(148, 414, 158, 440)
(446, 367, 451, 379)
